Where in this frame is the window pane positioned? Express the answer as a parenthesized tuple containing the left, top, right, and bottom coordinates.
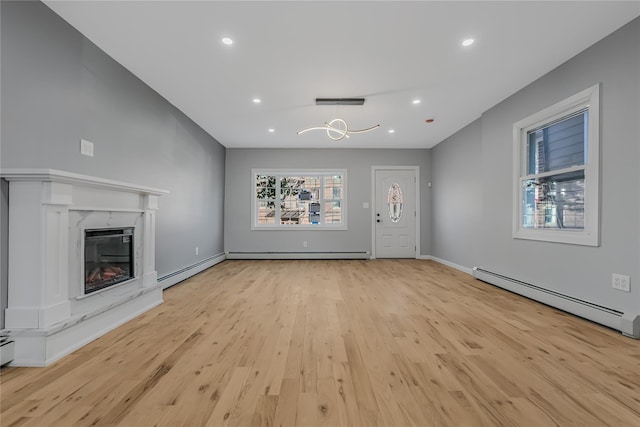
(387, 182, 403, 223)
(324, 201, 341, 224)
(522, 170, 585, 229)
(527, 111, 586, 175)
(309, 202, 321, 224)
(257, 201, 275, 224)
(256, 175, 276, 200)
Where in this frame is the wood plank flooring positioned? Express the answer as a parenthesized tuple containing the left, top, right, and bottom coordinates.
(1, 259, 640, 426)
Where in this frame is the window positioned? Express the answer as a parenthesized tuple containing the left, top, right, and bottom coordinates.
(513, 84, 599, 246)
(253, 169, 346, 229)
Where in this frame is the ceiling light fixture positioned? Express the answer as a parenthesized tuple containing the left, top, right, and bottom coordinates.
(388, 129, 395, 134)
(252, 98, 261, 104)
(222, 37, 233, 45)
(297, 118, 380, 141)
(412, 99, 421, 105)
(268, 128, 275, 133)
(462, 38, 474, 46)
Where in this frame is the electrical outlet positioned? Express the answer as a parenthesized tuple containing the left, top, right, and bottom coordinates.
(303, 241, 308, 248)
(612, 273, 630, 292)
(195, 247, 199, 255)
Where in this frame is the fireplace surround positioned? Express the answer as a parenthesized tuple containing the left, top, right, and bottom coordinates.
(1, 169, 168, 366)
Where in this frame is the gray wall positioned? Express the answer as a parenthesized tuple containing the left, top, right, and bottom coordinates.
(225, 148, 432, 256)
(0, 1, 225, 280)
(431, 119, 482, 269)
(431, 18, 640, 316)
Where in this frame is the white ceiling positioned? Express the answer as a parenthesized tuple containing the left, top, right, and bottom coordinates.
(43, 1, 640, 149)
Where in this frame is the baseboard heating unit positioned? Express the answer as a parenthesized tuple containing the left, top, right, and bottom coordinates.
(226, 251, 369, 260)
(159, 253, 226, 289)
(473, 267, 639, 339)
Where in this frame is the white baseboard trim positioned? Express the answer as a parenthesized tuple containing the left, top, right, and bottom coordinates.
(225, 251, 370, 260)
(158, 253, 226, 289)
(419, 255, 474, 275)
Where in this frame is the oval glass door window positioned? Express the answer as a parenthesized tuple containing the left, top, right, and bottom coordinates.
(387, 182, 403, 223)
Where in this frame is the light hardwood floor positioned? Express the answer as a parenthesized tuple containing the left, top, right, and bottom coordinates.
(1, 259, 640, 426)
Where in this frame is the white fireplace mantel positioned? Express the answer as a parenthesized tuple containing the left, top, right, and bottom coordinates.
(1, 169, 169, 366)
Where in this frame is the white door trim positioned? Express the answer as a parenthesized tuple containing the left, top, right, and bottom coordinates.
(371, 166, 420, 259)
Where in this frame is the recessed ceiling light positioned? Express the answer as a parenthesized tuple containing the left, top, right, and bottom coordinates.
(462, 38, 474, 47)
(388, 129, 395, 134)
(252, 98, 261, 104)
(222, 37, 233, 45)
(268, 128, 275, 133)
(412, 99, 421, 105)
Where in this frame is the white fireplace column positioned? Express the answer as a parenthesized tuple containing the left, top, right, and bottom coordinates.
(142, 194, 159, 288)
(6, 180, 73, 329)
(1, 169, 168, 366)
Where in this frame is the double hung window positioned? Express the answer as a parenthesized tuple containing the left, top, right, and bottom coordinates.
(513, 84, 600, 246)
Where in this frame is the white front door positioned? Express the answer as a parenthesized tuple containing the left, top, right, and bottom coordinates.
(374, 168, 416, 258)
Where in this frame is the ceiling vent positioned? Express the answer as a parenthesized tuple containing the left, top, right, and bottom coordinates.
(315, 98, 365, 106)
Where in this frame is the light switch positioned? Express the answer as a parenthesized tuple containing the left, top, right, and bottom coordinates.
(80, 139, 94, 157)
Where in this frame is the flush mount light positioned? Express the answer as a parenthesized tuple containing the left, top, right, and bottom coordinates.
(222, 37, 233, 45)
(268, 128, 275, 133)
(462, 38, 474, 47)
(298, 118, 380, 141)
(252, 98, 261, 104)
(388, 129, 395, 134)
(412, 99, 421, 105)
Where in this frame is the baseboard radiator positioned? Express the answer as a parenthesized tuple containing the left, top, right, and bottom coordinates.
(473, 267, 639, 339)
(158, 253, 226, 289)
(226, 251, 369, 260)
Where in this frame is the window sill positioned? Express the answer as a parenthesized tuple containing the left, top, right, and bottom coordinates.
(513, 228, 598, 246)
(251, 224, 347, 231)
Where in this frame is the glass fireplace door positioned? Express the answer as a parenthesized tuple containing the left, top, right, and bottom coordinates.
(84, 227, 134, 294)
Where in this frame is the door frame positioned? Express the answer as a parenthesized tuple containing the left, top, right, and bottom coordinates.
(371, 166, 420, 259)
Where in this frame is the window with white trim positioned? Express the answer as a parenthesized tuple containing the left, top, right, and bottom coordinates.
(513, 84, 600, 246)
(253, 169, 346, 229)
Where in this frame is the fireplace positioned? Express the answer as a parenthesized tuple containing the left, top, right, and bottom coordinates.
(1, 169, 168, 366)
(84, 228, 134, 294)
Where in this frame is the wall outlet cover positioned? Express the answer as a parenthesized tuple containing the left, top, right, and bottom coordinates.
(612, 273, 631, 292)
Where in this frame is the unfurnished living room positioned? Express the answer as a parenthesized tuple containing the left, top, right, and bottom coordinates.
(1, 1, 640, 426)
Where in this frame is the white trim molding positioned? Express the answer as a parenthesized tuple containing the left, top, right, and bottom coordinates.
(421, 255, 474, 275)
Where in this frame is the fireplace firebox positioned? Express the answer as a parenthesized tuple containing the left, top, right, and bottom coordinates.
(84, 228, 134, 294)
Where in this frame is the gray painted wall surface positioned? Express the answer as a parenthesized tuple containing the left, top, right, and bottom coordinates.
(431, 18, 640, 317)
(0, 1, 225, 279)
(225, 148, 431, 256)
(431, 119, 482, 269)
